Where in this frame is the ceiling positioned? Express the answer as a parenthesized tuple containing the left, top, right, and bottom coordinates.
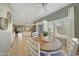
(10, 3, 71, 25)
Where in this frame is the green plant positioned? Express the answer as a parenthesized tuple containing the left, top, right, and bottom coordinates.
(43, 31, 48, 36)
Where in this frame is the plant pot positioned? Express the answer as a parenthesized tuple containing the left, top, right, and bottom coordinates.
(44, 36, 50, 42)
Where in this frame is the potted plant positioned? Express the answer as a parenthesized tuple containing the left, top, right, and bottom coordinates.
(43, 31, 49, 41)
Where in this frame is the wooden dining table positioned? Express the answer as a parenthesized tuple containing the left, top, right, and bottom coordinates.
(34, 36, 62, 52)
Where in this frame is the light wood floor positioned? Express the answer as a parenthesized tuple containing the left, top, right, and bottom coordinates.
(8, 37, 29, 56)
(9, 36, 79, 56)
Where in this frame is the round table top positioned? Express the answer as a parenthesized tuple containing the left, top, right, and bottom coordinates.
(40, 39, 62, 52)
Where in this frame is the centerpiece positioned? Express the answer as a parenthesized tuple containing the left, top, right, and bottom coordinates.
(43, 31, 49, 42)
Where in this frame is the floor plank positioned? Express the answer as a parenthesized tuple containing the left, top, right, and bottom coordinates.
(8, 37, 29, 56)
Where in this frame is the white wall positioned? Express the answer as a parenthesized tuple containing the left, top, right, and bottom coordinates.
(0, 3, 12, 55)
(0, 30, 11, 55)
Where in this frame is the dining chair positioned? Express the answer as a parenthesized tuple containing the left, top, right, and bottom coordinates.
(51, 38, 79, 56)
(67, 38, 79, 56)
(26, 38, 40, 56)
(32, 32, 39, 40)
(32, 32, 39, 37)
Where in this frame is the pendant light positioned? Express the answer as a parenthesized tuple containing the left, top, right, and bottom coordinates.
(42, 3, 48, 32)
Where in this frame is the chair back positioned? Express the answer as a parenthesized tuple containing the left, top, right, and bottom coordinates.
(32, 32, 39, 40)
(67, 38, 78, 56)
(26, 38, 40, 56)
(32, 32, 39, 37)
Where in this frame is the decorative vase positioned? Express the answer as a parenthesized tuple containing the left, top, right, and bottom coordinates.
(44, 36, 49, 42)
